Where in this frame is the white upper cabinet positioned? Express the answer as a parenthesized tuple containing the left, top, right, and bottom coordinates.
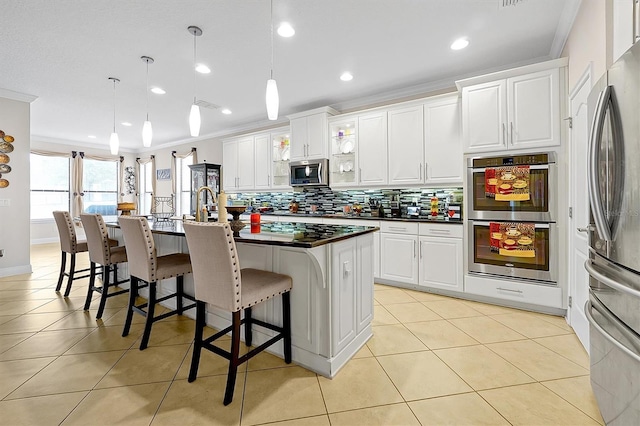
(388, 105, 424, 185)
(253, 133, 271, 190)
(423, 95, 463, 184)
(358, 111, 388, 186)
(288, 107, 337, 161)
(613, 0, 637, 62)
(271, 131, 291, 189)
(459, 61, 564, 154)
(328, 117, 358, 188)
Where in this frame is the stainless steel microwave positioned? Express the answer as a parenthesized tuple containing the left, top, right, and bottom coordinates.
(290, 159, 329, 187)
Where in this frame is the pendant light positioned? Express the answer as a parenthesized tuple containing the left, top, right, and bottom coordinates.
(266, 0, 279, 120)
(188, 25, 203, 137)
(141, 56, 154, 148)
(108, 77, 120, 155)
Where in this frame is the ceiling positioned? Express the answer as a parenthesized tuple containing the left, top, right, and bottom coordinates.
(0, 0, 581, 152)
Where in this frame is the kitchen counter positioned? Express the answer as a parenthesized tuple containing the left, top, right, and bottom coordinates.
(106, 219, 379, 248)
(249, 210, 463, 224)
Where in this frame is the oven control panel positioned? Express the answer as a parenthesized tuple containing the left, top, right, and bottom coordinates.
(471, 153, 554, 168)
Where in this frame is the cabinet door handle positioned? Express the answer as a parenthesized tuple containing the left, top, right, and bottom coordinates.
(419, 241, 423, 259)
(359, 168, 362, 183)
(419, 163, 423, 180)
(413, 240, 416, 258)
(510, 122, 514, 145)
(502, 123, 506, 146)
(635, 0, 640, 41)
(496, 287, 523, 294)
(428, 229, 451, 235)
(388, 226, 408, 232)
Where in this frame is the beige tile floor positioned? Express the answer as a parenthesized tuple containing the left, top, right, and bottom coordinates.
(0, 243, 603, 425)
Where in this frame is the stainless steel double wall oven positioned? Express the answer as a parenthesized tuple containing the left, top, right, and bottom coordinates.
(467, 152, 557, 283)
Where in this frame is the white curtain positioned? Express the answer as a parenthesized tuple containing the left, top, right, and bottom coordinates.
(171, 147, 197, 195)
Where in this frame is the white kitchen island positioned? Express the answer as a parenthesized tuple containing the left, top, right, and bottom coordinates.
(107, 220, 377, 378)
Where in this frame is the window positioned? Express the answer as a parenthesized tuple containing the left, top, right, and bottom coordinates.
(138, 162, 153, 215)
(176, 156, 194, 215)
(83, 158, 118, 216)
(30, 153, 70, 220)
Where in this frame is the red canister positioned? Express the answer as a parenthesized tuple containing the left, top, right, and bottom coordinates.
(250, 213, 261, 233)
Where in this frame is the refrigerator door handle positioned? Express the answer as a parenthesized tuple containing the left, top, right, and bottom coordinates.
(584, 259, 640, 299)
(587, 86, 612, 242)
(585, 299, 640, 362)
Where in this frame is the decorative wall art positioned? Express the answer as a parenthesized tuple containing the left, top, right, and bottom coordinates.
(156, 168, 171, 180)
(0, 129, 14, 188)
(124, 166, 136, 194)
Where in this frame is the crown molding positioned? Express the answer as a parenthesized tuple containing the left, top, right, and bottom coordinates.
(0, 88, 38, 103)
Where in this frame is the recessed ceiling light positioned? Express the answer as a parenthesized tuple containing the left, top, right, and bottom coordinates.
(195, 64, 211, 74)
(340, 72, 353, 82)
(121, 122, 132, 127)
(450, 38, 469, 50)
(221, 108, 232, 115)
(277, 23, 295, 37)
(88, 135, 96, 139)
(151, 87, 166, 94)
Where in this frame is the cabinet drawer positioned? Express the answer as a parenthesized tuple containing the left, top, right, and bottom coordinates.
(465, 274, 563, 309)
(380, 222, 419, 235)
(419, 223, 463, 238)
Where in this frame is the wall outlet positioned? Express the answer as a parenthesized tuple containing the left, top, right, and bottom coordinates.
(0, 199, 10, 207)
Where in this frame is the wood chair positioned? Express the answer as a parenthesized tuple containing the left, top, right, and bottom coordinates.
(118, 216, 195, 350)
(183, 221, 292, 405)
(53, 211, 92, 297)
(80, 213, 129, 319)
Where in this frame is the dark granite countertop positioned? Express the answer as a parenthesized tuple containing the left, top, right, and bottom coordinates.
(106, 219, 379, 248)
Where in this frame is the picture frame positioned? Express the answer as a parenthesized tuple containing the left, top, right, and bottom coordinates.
(156, 168, 171, 180)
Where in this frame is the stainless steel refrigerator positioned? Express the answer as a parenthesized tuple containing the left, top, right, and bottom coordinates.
(586, 41, 640, 425)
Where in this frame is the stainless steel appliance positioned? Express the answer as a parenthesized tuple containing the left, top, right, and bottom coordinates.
(290, 159, 329, 187)
(466, 152, 558, 283)
(467, 153, 557, 222)
(585, 41, 640, 426)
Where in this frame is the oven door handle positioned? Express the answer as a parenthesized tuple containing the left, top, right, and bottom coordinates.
(470, 221, 550, 229)
(471, 164, 549, 173)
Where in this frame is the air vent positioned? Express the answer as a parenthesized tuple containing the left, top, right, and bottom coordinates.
(194, 100, 220, 110)
(502, 0, 526, 6)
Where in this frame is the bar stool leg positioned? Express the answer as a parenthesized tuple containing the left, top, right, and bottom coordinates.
(122, 277, 137, 337)
(282, 292, 292, 364)
(224, 310, 242, 406)
(188, 300, 206, 383)
(63, 253, 77, 297)
(140, 281, 157, 350)
(84, 261, 97, 311)
(96, 265, 111, 319)
(244, 307, 252, 347)
(55, 252, 67, 292)
(176, 276, 184, 315)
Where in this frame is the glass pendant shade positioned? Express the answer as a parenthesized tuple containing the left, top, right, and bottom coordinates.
(189, 103, 201, 137)
(142, 120, 153, 147)
(266, 79, 279, 120)
(109, 132, 119, 155)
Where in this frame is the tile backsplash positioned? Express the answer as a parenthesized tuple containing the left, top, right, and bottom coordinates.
(228, 187, 463, 220)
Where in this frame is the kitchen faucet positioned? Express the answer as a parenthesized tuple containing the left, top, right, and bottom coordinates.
(195, 186, 217, 222)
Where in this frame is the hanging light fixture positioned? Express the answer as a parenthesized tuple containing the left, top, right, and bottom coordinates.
(266, 0, 279, 120)
(141, 56, 154, 148)
(188, 25, 203, 137)
(108, 77, 120, 155)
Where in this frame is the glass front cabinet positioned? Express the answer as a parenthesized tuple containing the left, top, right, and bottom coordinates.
(271, 131, 291, 189)
(329, 117, 358, 187)
(189, 163, 221, 215)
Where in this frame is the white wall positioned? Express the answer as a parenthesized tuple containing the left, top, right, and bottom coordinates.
(0, 96, 33, 277)
(561, 0, 608, 89)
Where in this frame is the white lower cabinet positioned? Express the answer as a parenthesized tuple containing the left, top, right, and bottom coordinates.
(380, 222, 419, 285)
(331, 238, 357, 355)
(419, 236, 463, 292)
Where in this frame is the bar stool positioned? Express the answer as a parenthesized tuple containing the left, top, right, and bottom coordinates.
(118, 216, 195, 350)
(80, 213, 130, 319)
(53, 211, 92, 297)
(183, 221, 292, 406)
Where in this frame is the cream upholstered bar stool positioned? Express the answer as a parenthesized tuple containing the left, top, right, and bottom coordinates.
(53, 211, 97, 297)
(80, 213, 130, 319)
(118, 216, 195, 350)
(183, 221, 292, 406)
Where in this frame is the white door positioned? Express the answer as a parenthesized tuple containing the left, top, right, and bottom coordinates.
(388, 105, 424, 184)
(508, 68, 560, 150)
(236, 136, 255, 189)
(254, 134, 271, 189)
(419, 236, 463, 292)
(424, 96, 463, 184)
(222, 140, 238, 191)
(306, 113, 328, 159)
(289, 117, 308, 161)
(461, 79, 506, 153)
(380, 233, 418, 284)
(568, 67, 591, 351)
(358, 112, 388, 185)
